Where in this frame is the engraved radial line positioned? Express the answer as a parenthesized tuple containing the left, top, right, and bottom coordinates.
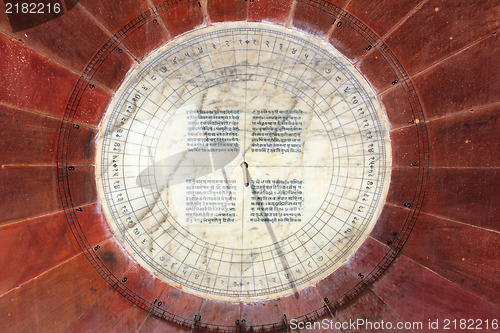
(282, 40, 304, 84)
(241, 28, 250, 280)
(197, 244, 216, 288)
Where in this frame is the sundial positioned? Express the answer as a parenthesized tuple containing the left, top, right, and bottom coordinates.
(6, 0, 500, 330)
(96, 22, 390, 302)
(57, 3, 428, 330)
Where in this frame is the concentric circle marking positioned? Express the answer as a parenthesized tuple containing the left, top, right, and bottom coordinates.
(96, 22, 391, 301)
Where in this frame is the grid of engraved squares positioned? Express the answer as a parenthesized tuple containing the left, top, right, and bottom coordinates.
(100, 27, 388, 297)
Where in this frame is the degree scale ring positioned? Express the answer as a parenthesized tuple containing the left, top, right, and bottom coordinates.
(96, 22, 391, 301)
(57, 2, 429, 331)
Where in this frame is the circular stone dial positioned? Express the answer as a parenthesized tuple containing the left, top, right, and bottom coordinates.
(96, 22, 391, 302)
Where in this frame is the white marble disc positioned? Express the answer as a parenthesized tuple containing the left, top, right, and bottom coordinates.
(96, 22, 391, 302)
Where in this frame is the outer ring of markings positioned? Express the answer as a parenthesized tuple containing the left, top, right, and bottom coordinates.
(98, 27, 389, 300)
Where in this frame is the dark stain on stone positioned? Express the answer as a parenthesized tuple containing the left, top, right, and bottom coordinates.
(84, 130, 94, 158)
(100, 251, 118, 270)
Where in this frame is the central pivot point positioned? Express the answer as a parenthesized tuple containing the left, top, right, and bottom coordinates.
(240, 161, 249, 187)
